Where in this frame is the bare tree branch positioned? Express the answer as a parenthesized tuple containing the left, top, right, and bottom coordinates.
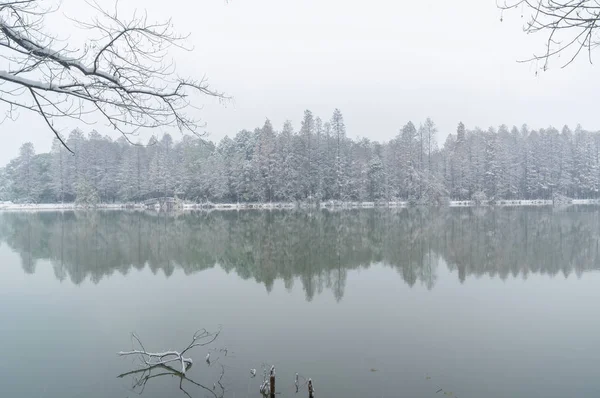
(118, 329, 221, 374)
(499, 0, 600, 70)
(0, 0, 227, 151)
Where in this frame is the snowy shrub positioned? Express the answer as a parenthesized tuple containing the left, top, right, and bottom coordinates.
(552, 193, 573, 205)
(472, 191, 487, 206)
(75, 181, 100, 207)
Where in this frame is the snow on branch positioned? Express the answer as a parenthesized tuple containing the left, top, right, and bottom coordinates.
(0, 0, 227, 152)
(499, 0, 600, 70)
(118, 328, 221, 374)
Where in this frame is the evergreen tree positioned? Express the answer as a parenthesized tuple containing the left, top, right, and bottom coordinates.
(331, 108, 346, 200)
(299, 110, 315, 199)
(15, 142, 36, 202)
(452, 122, 469, 199)
(50, 139, 68, 202)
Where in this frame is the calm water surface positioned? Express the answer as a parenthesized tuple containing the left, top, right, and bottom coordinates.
(1, 208, 599, 398)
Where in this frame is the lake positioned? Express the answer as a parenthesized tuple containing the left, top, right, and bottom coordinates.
(1, 208, 599, 398)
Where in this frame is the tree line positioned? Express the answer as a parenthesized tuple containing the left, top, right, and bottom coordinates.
(1, 109, 600, 204)
(1, 208, 598, 300)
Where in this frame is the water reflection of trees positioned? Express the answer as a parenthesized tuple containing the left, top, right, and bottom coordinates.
(1, 208, 599, 300)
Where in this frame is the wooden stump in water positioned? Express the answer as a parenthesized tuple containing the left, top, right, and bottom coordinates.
(308, 379, 314, 398)
(270, 367, 275, 398)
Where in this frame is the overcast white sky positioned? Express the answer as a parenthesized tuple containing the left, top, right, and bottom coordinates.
(1, 0, 599, 164)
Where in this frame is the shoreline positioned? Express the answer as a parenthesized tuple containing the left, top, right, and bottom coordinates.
(1, 199, 600, 211)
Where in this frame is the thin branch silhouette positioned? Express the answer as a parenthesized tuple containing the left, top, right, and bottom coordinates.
(499, 0, 600, 70)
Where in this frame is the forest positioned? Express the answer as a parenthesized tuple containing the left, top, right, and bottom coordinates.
(1, 208, 598, 300)
(1, 109, 600, 204)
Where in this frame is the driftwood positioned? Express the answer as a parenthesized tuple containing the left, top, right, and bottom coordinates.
(118, 329, 219, 374)
(117, 329, 224, 398)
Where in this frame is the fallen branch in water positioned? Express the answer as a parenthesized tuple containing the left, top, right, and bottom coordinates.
(117, 329, 220, 374)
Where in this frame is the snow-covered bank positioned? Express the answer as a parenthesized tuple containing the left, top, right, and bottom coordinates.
(2, 199, 600, 212)
(450, 199, 554, 207)
(178, 199, 600, 209)
(451, 199, 600, 207)
(572, 199, 600, 205)
(182, 201, 406, 211)
(0, 202, 146, 211)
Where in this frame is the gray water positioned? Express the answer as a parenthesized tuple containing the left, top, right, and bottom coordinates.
(1, 208, 599, 398)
